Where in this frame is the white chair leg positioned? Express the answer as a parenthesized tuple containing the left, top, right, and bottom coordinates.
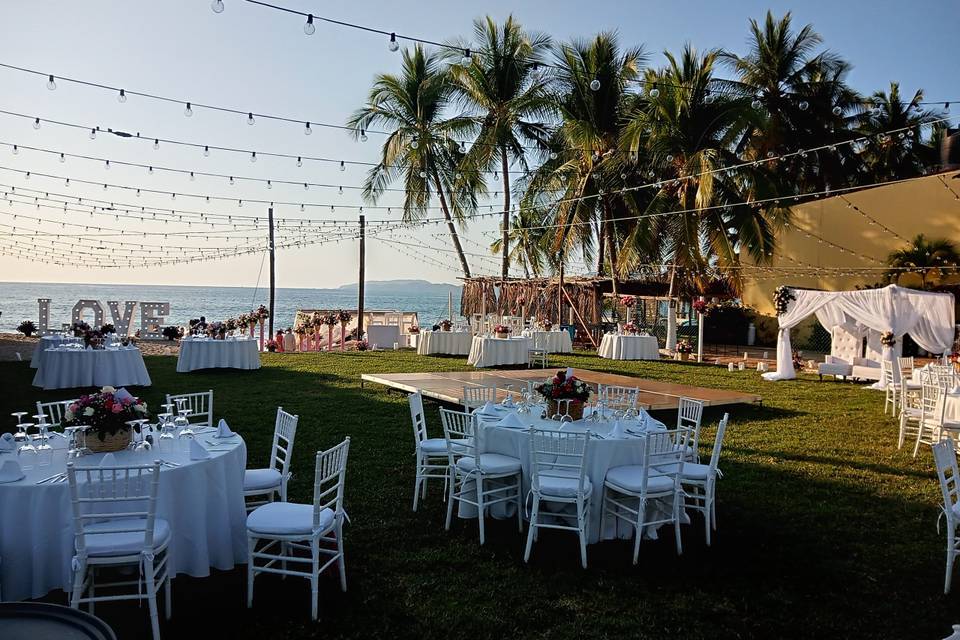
(310, 537, 320, 621)
(164, 565, 172, 620)
(632, 499, 647, 565)
(246, 536, 256, 608)
(70, 560, 85, 609)
(412, 461, 423, 512)
(674, 495, 683, 555)
(444, 469, 456, 531)
(578, 503, 588, 569)
(476, 476, 486, 545)
(144, 558, 161, 640)
(947, 544, 956, 595)
(515, 476, 523, 533)
(704, 493, 712, 547)
(523, 495, 539, 563)
(913, 425, 925, 458)
(898, 413, 907, 449)
(337, 523, 347, 592)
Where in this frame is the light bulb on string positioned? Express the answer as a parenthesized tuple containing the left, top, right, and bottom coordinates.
(229, 176, 234, 185)
(266, 180, 272, 190)
(798, 100, 809, 111)
(832, 105, 842, 116)
(153, 139, 159, 150)
(303, 183, 309, 191)
(388, 33, 399, 52)
(184, 102, 193, 117)
(46, 75, 56, 90)
(296, 156, 302, 167)
(211, 0, 224, 13)
(303, 14, 315, 35)
(32, 117, 40, 130)
(461, 49, 472, 66)
(590, 78, 601, 91)
(203, 145, 210, 157)
(250, 152, 257, 163)
(704, 91, 714, 104)
(189, 171, 195, 181)
(118, 89, 127, 103)
(360, 129, 368, 142)
(410, 136, 419, 150)
(11, 145, 17, 155)
(338, 186, 343, 195)
(148, 166, 153, 175)
(89, 128, 97, 140)
(649, 86, 659, 98)
(304, 122, 312, 135)
(247, 113, 255, 126)
(459, 141, 467, 153)
(340, 161, 345, 172)
(751, 98, 762, 110)
(104, 160, 110, 170)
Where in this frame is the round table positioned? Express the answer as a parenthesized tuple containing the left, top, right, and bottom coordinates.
(461, 405, 674, 543)
(522, 330, 573, 353)
(911, 369, 960, 420)
(417, 331, 472, 356)
(0, 434, 248, 601)
(176, 338, 261, 372)
(467, 336, 532, 368)
(32, 347, 151, 390)
(30, 336, 83, 369)
(598, 333, 660, 360)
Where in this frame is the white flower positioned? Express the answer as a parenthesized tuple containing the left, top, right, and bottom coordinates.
(83, 407, 95, 416)
(101, 386, 116, 393)
(133, 404, 147, 413)
(64, 410, 74, 421)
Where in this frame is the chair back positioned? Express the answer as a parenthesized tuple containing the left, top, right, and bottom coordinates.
(462, 385, 497, 412)
(439, 408, 478, 465)
(36, 398, 77, 427)
(408, 391, 429, 448)
(921, 382, 947, 427)
(527, 428, 590, 500)
(271, 407, 299, 478)
(934, 438, 960, 525)
(166, 390, 214, 428)
(67, 461, 162, 559)
(898, 356, 915, 377)
(640, 428, 689, 494)
(676, 397, 705, 450)
(881, 361, 897, 392)
(707, 414, 730, 476)
(312, 437, 350, 531)
(599, 385, 639, 411)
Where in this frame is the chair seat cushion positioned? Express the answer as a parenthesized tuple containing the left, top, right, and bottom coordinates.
(82, 518, 171, 557)
(605, 465, 675, 494)
(247, 501, 334, 536)
(243, 468, 282, 492)
(535, 469, 592, 498)
(679, 462, 710, 481)
(419, 438, 469, 455)
(818, 363, 852, 377)
(457, 453, 521, 475)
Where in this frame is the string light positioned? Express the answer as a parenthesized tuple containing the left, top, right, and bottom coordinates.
(117, 89, 126, 103)
(211, 0, 224, 13)
(46, 74, 56, 90)
(247, 112, 255, 126)
(184, 102, 193, 117)
(590, 78, 600, 91)
(32, 118, 40, 130)
(303, 14, 315, 35)
(388, 32, 399, 52)
(460, 48, 472, 66)
(303, 121, 312, 135)
(203, 145, 210, 157)
(88, 128, 96, 140)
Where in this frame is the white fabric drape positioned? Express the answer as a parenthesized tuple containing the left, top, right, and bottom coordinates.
(763, 285, 955, 382)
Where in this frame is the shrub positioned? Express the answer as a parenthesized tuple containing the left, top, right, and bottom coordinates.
(161, 326, 184, 341)
(17, 320, 37, 337)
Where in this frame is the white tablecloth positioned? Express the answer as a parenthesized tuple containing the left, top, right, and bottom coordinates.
(177, 338, 261, 372)
(461, 406, 673, 543)
(598, 334, 660, 360)
(467, 336, 532, 368)
(417, 331, 472, 356)
(366, 325, 401, 350)
(30, 336, 83, 369)
(910, 369, 960, 421)
(32, 347, 152, 390)
(0, 434, 248, 601)
(523, 330, 573, 353)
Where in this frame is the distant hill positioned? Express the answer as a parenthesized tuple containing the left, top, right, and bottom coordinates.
(335, 279, 461, 296)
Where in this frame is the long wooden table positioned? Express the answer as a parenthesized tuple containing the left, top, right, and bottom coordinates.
(361, 367, 761, 411)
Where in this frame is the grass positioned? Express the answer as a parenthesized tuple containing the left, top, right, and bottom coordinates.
(0, 350, 953, 639)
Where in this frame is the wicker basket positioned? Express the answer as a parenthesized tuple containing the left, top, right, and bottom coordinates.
(87, 429, 132, 453)
(547, 399, 585, 421)
(495, 332, 510, 339)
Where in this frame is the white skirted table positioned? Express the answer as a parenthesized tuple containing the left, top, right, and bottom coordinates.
(32, 347, 151, 390)
(460, 405, 676, 543)
(911, 369, 960, 421)
(30, 336, 83, 369)
(417, 330, 472, 356)
(522, 330, 573, 353)
(177, 337, 261, 372)
(598, 333, 660, 361)
(467, 336, 532, 368)
(366, 325, 401, 350)
(0, 435, 248, 601)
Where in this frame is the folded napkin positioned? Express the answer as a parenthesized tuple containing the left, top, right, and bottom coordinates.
(479, 401, 498, 415)
(190, 439, 211, 460)
(495, 413, 527, 429)
(99, 452, 117, 467)
(609, 420, 626, 439)
(0, 459, 24, 482)
(0, 432, 15, 451)
(565, 367, 574, 379)
(114, 387, 135, 403)
(216, 418, 235, 438)
(85, 345, 93, 351)
(48, 432, 69, 449)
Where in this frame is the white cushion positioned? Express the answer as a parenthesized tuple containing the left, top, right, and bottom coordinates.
(419, 438, 469, 455)
(243, 468, 282, 492)
(818, 362, 852, 376)
(456, 453, 521, 475)
(82, 518, 170, 557)
(534, 469, 592, 498)
(246, 501, 334, 536)
(680, 462, 710, 481)
(605, 465, 676, 494)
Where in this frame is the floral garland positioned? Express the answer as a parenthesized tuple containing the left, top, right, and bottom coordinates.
(773, 286, 796, 316)
(880, 331, 897, 347)
(323, 313, 338, 327)
(337, 310, 352, 325)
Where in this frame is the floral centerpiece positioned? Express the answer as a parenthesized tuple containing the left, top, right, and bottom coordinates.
(623, 321, 638, 334)
(207, 321, 226, 339)
(63, 386, 149, 452)
(534, 370, 591, 421)
(83, 328, 105, 349)
(880, 331, 897, 347)
(100, 323, 116, 335)
(161, 326, 183, 341)
(792, 349, 805, 370)
(408, 325, 420, 334)
(493, 324, 512, 338)
(255, 305, 270, 322)
(438, 319, 452, 331)
(72, 321, 91, 337)
(540, 317, 553, 331)
(773, 286, 796, 316)
(265, 339, 278, 352)
(337, 310, 352, 325)
(676, 339, 693, 359)
(225, 317, 238, 332)
(323, 313, 338, 327)
(620, 295, 636, 308)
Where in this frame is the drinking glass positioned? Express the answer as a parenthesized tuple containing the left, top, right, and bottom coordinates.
(501, 385, 515, 407)
(559, 399, 574, 423)
(157, 414, 176, 453)
(17, 427, 38, 469)
(11, 412, 28, 441)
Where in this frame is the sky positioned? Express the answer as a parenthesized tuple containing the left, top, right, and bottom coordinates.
(0, 0, 956, 289)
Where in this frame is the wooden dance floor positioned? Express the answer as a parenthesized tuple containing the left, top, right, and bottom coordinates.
(361, 368, 761, 411)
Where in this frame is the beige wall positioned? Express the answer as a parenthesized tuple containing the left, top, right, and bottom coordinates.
(742, 170, 960, 316)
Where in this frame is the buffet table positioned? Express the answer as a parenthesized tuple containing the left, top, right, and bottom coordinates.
(32, 346, 151, 390)
(29, 336, 83, 369)
(598, 333, 660, 361)
(366, 325, 401, 350)
(177, 337, 261, 372)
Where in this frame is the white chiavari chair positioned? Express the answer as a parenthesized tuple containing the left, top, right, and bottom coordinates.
(603, 427, 690, 564)
(676, 397, 705, 462)
(898, 356, 921, 415)
(913, 382, 948, 458)
(462, 385, 498, 412)
(243, 408, 299, 510)
(247, 438, 350, 620)
(409, 391, 459, 511)
(881, 361, 900, 416)
(67, 461, 171, 640)
(523, 428, 592, 568)
(36, 398, 77, 427)
(441, 408, 523, 545)
(599, 385, 639, 412)
(527, 347, 549, 368)
(676, 414, 729, 546)
(164, 390, 213, 429)
(934, 438, 960, 594)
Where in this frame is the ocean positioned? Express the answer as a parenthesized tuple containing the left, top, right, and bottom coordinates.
(0, 282, 455, 333)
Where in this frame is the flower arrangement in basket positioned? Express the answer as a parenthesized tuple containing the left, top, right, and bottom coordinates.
(773, 286, 796, 316)
(880, 331, 897, 347)
(692, 299, 709, 315)
(623, 321, 639, 334)
(63, 386, 149, 452)
(534, 370, 592, 421)
(676, 339, 693, 359)
(438, 319, 453, 331)
(493, 324, 512, 338)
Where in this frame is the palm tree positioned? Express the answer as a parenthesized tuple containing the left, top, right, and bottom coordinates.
(857, 83, 943, 181)
(886, 234, 960, 288)
(489, 205, 549, 278)
(448, 16, 554, 280)
(347, 45, 480, 277)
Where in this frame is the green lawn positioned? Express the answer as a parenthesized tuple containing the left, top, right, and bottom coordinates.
(0, 351, 952, 639)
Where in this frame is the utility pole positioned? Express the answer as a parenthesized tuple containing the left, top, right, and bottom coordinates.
(557, 251, 564, 325)
(357, 214, 365, 343)
(268, 206, 275, 337)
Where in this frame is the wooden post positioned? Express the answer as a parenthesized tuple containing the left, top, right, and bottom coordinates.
(697, 295, 704, 363)
(268, 206, 275, 337)
(557, 255, 564, 325)
(357, 215, 365, 343)
(448, 290, 453, 321)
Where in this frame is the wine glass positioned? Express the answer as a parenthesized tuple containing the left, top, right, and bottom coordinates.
(11, 412, 28, 441)
(501, 385, 515, 407)
(157, 414, 176, 453)
(17, 425, 38, 469)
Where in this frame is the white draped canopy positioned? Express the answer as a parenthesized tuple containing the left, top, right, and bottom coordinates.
(762, 285, 956, 381)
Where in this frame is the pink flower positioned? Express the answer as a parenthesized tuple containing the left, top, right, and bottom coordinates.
(110, 404, 123, 414)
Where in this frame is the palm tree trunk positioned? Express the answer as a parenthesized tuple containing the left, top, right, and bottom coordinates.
(432, 172, 471, 278)
(596, 219, 606, 275)
(500, 146, 510, 281)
